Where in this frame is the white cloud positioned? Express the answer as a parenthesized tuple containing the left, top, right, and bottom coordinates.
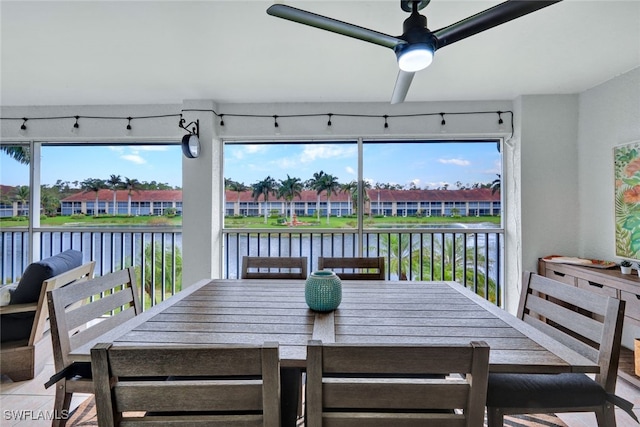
(121, 154, 146, 165)
(438, 158, 470, 166)
(137, 146, 169, 152)
(244, 145, 266, 154)
(300, 144, 356, 163)
(408, 178, 421, 187)
(345, 166, 355, 175)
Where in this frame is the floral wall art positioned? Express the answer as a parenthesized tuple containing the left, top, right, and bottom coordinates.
(614, 140, 640, 260)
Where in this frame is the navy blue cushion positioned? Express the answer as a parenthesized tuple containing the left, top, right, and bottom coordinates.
(9, 250, 83, 305)
(1, 250, 83, 343)
(487, 373, 606, 408)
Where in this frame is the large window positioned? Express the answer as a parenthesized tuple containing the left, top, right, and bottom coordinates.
(224, 141, 358, 228)
(224, 139, 502, 229)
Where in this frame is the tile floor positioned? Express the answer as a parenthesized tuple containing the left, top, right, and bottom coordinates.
(0, 342, 90, 427)
(2, 339, 639, 427)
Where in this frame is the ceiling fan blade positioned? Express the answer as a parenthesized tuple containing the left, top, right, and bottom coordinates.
(433, 0, 562, 49)
(267, 4, 405, 49)
(391, 70, 415, 104)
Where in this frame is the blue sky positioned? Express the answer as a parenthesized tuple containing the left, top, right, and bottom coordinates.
(225, 141, 501, 189)
(1, 141, 500, 189)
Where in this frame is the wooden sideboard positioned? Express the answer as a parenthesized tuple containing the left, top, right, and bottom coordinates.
(538, 258, 640, 387)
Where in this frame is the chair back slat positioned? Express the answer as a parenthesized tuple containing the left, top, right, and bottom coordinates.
(107, 345, 263, 377)
(317, 257, 385, 280)
(68, 307, 137, 352)
(306, 340, 489, 427)
(321, 344, 475, 374)
(91, 342, 281, 427)
(115, 381, 264, 412)
(524, 292, 604, 345)
(241, 256, 307, 280)
(53, 268, 137, 307)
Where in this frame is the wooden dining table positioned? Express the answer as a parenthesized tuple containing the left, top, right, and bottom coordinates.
(72, 278, 598, 426)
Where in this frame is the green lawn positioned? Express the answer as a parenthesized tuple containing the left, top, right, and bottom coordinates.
(0, 215, 182, 227)
(0, 214, 500, 229)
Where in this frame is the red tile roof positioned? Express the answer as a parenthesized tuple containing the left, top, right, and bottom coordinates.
(59, 188, 499, 203)
(61, 189, 182, 202)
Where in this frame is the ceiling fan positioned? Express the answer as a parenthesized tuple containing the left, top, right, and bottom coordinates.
(267, 0, 562, 104)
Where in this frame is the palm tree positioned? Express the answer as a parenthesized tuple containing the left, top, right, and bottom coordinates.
(107, 174, 122, 215)
(40, 191, 59, 217)
(81, 178, 106, 216)
(1, 146, 30, 164)
(421, 234, 497, 302)
(251, 176, 277, 223)
(277, 175, 303, 224)
(340, 181, 358, 215)
(307, 171, 326, 221)
(13, 186, 29, 216)
(319, 174, 340, 225)
(491, 174, 501, 195)
(123, 177, 141, 216)
(227, 180, 249, 216)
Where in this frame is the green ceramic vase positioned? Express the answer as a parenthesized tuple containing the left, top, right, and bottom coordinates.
(305, 270, 342, 312)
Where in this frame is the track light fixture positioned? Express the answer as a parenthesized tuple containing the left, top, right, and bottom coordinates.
(497, 111, 505, 132)
(439, 112, 446, 133)
(19, 118, 27, 135)
(219, 114, 225, 127)
(72, 116, 80, 133)
(273, 115, 281, 135)
(326, 113, 333, 134)
(126, 117, 132, 131)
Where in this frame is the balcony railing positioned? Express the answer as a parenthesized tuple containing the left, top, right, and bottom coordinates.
(223, 226, 504, 306)
(1, 226, 183, 310)
(1, 225, 504, 309)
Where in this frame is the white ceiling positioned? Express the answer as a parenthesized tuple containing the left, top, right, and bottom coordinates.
(1, 0, 639, 106)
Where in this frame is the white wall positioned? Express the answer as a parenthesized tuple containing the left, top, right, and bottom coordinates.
(577, 66, 640, 347)
(504, 94, 581, 312)
(578, 67, 640, 260)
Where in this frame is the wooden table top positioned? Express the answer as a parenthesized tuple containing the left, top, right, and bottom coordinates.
(72, 279, 598, 374)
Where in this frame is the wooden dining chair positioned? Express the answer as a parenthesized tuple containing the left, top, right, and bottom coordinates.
(306, 340, 490, 427)
(486, 272, 636, 427)
(241, 256, 308, 279)
(91, 342, 281, 427)
(46, 267, 141, 427)
(317, 256, 385, 280)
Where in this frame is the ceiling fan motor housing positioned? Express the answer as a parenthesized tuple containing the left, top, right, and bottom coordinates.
(394, 10, 438, 68)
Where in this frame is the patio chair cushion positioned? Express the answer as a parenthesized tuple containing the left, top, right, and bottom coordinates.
(9, 250, 83, 305)
(486, 373, 606, 408)
(1, 250, 83, 342)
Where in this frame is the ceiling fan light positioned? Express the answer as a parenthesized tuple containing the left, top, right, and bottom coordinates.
(397, 44, 433, 72)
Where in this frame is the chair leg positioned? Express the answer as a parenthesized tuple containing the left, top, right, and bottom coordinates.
(51, 383, 72, 427)
(486, 407, 505, 427)
(595, 402, 617, 427)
